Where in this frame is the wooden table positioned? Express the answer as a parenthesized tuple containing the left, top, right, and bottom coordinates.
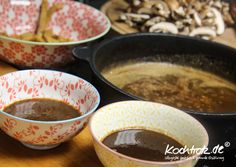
(0, 127, 103, 167)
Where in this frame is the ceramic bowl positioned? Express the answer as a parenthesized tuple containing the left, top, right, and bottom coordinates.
(90, 101, 209, 167)
(0, 70, 100, 150)
(0, 0, 110, 68)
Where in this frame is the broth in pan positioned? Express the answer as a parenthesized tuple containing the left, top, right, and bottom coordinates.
(102, 62, 236, 112)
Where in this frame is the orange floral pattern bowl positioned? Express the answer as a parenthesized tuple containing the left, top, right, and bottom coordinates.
(0, 0, 110, 68)
(0, 70, 100, 150)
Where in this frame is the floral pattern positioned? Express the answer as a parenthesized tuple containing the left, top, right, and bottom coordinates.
(0, 0, 109, 68)
(0, 70, 100, 146)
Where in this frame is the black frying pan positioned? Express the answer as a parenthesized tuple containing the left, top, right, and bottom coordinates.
(73, 33, 236, 151)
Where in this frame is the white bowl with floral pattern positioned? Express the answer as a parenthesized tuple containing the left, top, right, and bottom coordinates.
(0, 70, 100, 150)
(90, 101, 209, 167)
(0, 0, 110, 68)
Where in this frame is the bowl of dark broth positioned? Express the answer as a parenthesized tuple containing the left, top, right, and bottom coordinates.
(4, 98, 82, 121)
(90, 101, 208, 167)
(0, 70, 100, 150)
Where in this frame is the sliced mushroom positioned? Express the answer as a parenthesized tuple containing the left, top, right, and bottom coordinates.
(199, 8, 212, 19)
(164, 0, 179, 10)
(189, 27, 217, 38)
(125, 13, 151, 20)
(175, 20, 184, 29)
(174, 6, 185, 17)
(145, 16, 166, 26)
(133, 0, 141, 6)
(146, 0, 170, 18)
(120, 13, 128, 21)
(212, 1, 223, 9)
(149, 22, 178, 34)
(125, 19, 137, 27)
(137, 7, 153, 14)
(206, 11, 214, 18)
(179, 27, 190, 35)
(192, 1, 204, 12)
(202, 18, 215, 26)
(153, 9, 170, 18)
(182, 18, 193, 25)
(193, 12, 202, 26)
(211, 8, 225, 35)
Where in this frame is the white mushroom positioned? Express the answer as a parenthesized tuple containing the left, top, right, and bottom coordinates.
(125, 13, 151, 20)
(180, 27, 190, 35)
(120, 14, 128, 20)
(137, 7, 153, 14)
(189, 27, 217, 38)
(125, 20, 136, 27)
(212, 1, 223, 9)
(201, 36, 211, 40)
(175, 21, 184, 29)
(145, 0, 170, 18)
(174, 6, 185, 17)
(182, 18, 193, 25)
(133, 0, 141, 6)
(149, 22, 178, 34)
(211, 8, 225, 35)
(193, 12, 202, 26)
(145, 16, 165, 26)
(202, 18, 215, 26)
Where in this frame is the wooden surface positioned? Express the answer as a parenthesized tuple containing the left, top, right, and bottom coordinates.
(101, 0, 236, 49)
(0, 61, 17, 75)
(0, 127, 104, 167)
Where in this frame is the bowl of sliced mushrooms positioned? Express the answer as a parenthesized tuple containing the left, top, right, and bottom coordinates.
(102, 0, 235, 41)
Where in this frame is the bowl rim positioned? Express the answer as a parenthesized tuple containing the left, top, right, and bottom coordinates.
(0, 69, 100, 124)
(89, 100, 209, 165)
(0, 2, 111, 46)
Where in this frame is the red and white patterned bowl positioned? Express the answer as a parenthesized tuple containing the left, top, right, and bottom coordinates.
(0, 0, 110, 68)
(0, 70, 100, 150)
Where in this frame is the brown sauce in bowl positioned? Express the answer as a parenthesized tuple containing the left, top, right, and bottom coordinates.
(4, 98, 81, 121)
(102, 62, 236, 112)
(102, 129, 189, 162)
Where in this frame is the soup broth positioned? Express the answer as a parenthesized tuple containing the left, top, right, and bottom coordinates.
(102, 129, 189, 162)
(102, 62, 236, 112)
(4, 98, 81, 121)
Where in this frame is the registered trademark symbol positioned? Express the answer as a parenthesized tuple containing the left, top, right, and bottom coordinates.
(224, 141, 230, 147)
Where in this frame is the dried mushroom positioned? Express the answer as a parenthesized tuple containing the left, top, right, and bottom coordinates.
(149, 22, 178, 33)
(119, 0, 235, 40)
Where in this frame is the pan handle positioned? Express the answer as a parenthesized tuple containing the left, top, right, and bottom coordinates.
(72, 46, 92, 62)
